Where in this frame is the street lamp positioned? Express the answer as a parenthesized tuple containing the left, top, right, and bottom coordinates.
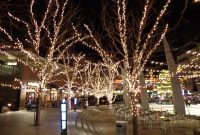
(60, 99, 67, 135)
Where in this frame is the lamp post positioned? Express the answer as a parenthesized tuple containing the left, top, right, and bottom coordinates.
(60, 99, 67, 135)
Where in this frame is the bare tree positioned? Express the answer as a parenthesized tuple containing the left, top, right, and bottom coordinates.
(81, 61, 95, 96)
(85, 63, 106, 106)
(0, 0, 86, 126)
(101, 60, 120, 105)
(80, 0, 170, 134)
(58, 53, 86, 102)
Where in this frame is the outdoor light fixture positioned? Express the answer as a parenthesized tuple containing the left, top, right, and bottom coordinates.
(60, 99, 67, 135)
(194, 0, 200, 2)
(7, 62, 17, 65)
(27, 82, 39, 87)
(7, 103, 12, 107)
(74, 98, 77, 105)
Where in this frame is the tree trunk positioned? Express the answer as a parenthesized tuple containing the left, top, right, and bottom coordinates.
(34, 94, 41, 126)
(163, 36, 185, 115)
(123, 90, 131, 107)
(139, 72, 149, 111)
(19, 87, 26, 109)
(97, 97, 100, 107)
(130, 93, 138, 135)
(122, 62, 131, 108)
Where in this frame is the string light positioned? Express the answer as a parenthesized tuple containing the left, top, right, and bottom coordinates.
(78, 0, 171, 122)
(0, 83, 20, 90)
(0, 0, 90, 94)
(1, 0, 172, 124)
(177, 48, 200, 73)
(149, 60, 166, 65)
(0, 78, 21, 90)
(0, 45, 20, 50)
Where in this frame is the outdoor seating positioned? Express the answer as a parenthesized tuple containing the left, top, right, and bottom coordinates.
(160, 116, 174, 133)
(138, 115, 149, 125)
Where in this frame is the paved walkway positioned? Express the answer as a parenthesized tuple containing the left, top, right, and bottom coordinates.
(0, 108, 60, 135)
(149, 103, 200, 116)
(0, 106, 200, 135)
(77, 106, 199, 135)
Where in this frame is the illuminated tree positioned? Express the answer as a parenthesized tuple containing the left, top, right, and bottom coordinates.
(80, 61, 114, 106)
(0, 0, 86, 126)
(155, 70, 172, 98)
(81, 61, 95, 96)
(86, 63, 106, 106)
(58, 53, 86, 99)
(81, 0, 170, 134)
(101, 61, 120, 105)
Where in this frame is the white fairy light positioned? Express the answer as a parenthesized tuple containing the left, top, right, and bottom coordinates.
(79, 0, 171, 122)
(0, 0, 90, 125)
(0, 0, 89, 92)
(57, 53, 87, 97)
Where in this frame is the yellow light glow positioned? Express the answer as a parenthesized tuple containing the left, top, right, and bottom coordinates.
(7, 62, 17, 65)
(27, 82, 39, 87)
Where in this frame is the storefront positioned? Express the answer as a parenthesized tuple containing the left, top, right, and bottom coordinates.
(43, 88, 59, 108)
(20, 81, 60, 108)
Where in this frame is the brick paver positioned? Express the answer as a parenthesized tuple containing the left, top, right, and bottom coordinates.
(0, 106, 199, 135)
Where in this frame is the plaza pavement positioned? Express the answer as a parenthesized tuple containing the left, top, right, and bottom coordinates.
(0, 108, 60, 135)
(149, 103, 200, 116)
(76, 106, 199, 135)
(0, 104, 200, 135)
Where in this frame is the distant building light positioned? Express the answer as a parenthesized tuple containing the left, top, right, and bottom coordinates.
(194, 0, 200, 2)
(114, 79, 123, 83)
(74, 98, 77, 105)
(27, 82, 39, 87)
(8, 103, 12, 107)
(7, 62, 17, 65)
(62, 99, 66, 103)
(113, 90, 123, 94)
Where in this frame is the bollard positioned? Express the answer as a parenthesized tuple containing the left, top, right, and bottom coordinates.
(116, 121, 128, 135)
(60, 99, 67, 135)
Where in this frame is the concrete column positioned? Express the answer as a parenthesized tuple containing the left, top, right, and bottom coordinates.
(139, 72, 149, 110)
(123, 90, 131, 107)
(163, 37, 185, 115)
(19, 63, 39, 109)
(19, 85, 26, 108)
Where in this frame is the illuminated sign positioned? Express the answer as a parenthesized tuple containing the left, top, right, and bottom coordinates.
(114, 79, 123, 83)
(61, 104, 66, 112)
(7, 62, 17, 65)
(74, 98, 77, 105)
(27, 82, 39, 87)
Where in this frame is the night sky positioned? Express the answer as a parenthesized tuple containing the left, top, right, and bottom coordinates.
(167, 0, 200, 54)
(0, 0, 200, 64)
